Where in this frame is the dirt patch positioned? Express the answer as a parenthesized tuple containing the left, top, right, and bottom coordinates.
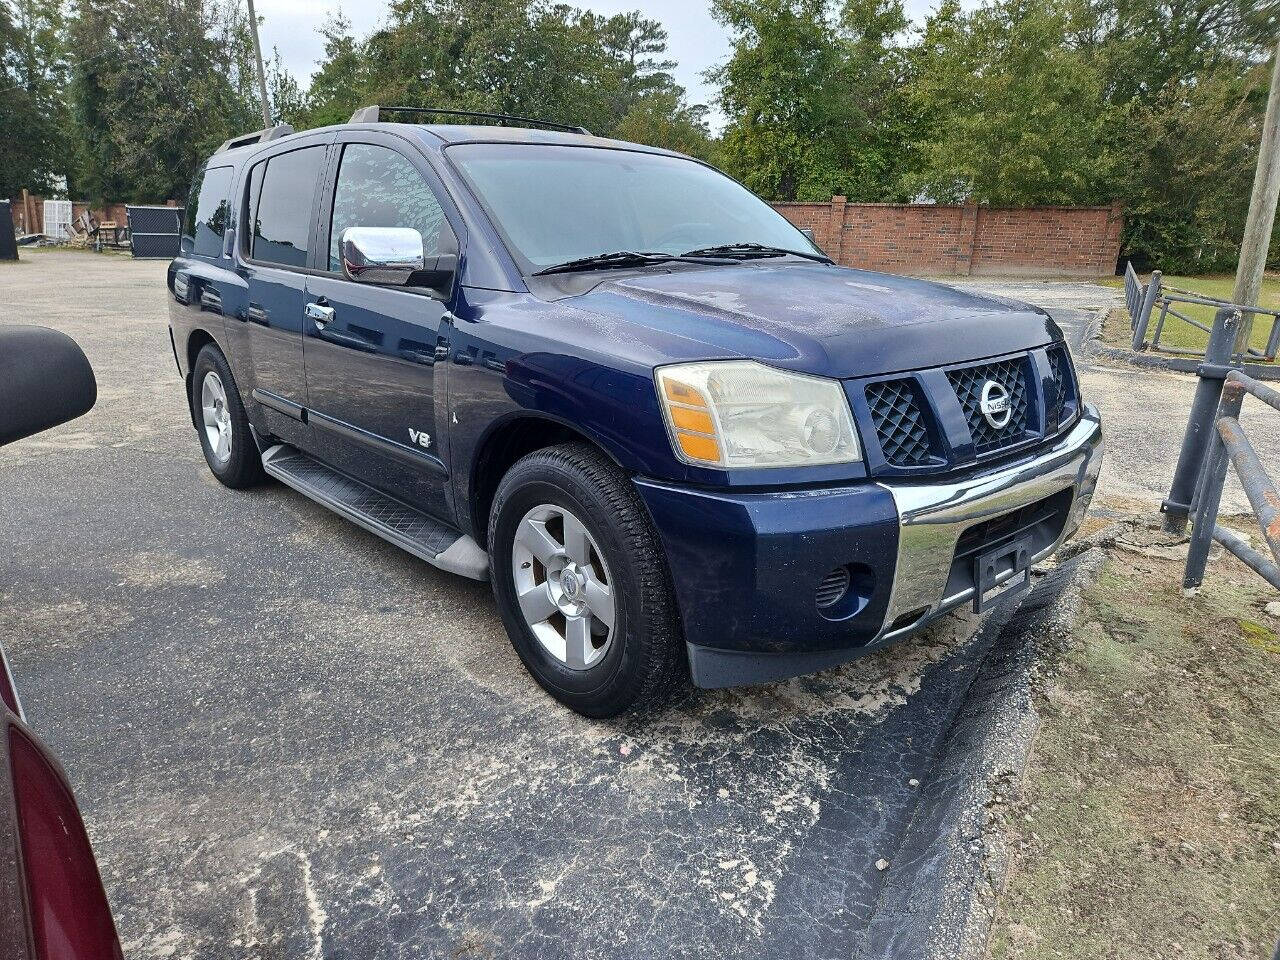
(987, 521, 1280, 960)
(1098, 306, 1135, 351)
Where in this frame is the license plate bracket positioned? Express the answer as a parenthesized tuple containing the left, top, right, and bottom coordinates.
(973, 535, 1032, 613)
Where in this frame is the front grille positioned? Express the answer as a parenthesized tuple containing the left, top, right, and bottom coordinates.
(948, 357, 1030, 454)
(865, 378, 933, 466)
(815, 567, 851, 609)
(1047, 345, 1073, 427)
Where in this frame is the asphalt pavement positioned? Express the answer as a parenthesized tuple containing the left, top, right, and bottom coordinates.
(0, 253, 1155, 958)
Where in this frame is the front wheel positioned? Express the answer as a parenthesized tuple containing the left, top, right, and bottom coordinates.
(488, 444, 684, 717)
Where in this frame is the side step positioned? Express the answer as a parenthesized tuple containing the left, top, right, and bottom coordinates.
(261, 444, 489, 581)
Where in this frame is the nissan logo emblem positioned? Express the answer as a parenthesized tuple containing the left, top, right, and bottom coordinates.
(979, 380, 1013, 429)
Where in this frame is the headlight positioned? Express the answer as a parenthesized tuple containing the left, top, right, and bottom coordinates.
(655, 361, 861, 468)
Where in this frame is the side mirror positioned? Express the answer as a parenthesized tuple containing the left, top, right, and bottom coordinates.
(340, 226, 458, 299)
(340, 227, 426, 286)
(0, 326, 97, 447)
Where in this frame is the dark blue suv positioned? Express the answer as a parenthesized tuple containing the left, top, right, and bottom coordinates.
(167, 106, 1103, 717)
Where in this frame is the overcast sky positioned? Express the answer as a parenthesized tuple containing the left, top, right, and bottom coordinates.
(255, 0, 942, 132)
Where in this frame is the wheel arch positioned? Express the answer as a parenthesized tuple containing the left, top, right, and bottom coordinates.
(467, 413, 627, 548)
(184, 328, 221, 429)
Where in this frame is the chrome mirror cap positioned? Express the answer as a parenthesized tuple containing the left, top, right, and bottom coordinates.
(340, 227, 425, 285)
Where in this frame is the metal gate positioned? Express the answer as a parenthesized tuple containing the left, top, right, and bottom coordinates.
(0, 201, 16, 261)
(125, 205, 181, 259)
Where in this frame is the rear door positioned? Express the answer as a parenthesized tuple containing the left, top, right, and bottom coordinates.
(233, 136, 331, 446)
(172, 162, 238, 329)
(301, 133, 461, 520)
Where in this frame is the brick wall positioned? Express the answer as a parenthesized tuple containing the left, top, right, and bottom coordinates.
(774, 197, 1124, 277)
(10, 190, 1121, 275)
(9, 193, 175, 238)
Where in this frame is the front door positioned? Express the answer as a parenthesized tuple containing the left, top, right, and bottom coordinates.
(301, 136, 460, 520)
(235, 141, 330, 446)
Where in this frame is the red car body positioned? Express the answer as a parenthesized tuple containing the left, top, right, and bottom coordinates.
(0, 325, 122, 960)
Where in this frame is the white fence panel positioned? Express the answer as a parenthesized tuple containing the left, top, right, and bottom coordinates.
(42, 200, 73, 240)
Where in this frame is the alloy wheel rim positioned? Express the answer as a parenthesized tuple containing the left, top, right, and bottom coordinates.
(200, 371, 233, 465)
(511, 504, 615, 670)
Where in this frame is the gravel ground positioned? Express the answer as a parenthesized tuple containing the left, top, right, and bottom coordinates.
(0, 252, 1264, 960)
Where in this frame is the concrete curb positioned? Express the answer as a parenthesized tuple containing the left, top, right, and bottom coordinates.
(857, 549, 1106, 960)
(1086, 337, 1280, 381)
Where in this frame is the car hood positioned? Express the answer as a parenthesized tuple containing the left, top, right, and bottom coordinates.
(544, 261, 1063, 380)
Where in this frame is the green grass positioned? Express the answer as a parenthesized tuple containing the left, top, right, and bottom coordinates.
(988, 546, 1280, 959)
(1100, 273, 1279, 355)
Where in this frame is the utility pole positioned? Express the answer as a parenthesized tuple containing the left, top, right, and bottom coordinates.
(246, 0, 272, 129)
(1233, 37, 1280, 352)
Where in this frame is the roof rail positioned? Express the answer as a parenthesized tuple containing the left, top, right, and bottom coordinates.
(214, 123, 295, 154)
(350, 105, 590, 136)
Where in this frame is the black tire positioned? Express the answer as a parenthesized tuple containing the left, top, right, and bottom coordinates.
(191, 344, 264, 489)
(488, 443, 684, 717)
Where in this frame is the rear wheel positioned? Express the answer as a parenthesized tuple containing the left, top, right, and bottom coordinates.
(488, 444, 683, 717)
(191, 344, 263, 488)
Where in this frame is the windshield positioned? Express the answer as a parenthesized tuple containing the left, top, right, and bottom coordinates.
(447, 143, 820, 272)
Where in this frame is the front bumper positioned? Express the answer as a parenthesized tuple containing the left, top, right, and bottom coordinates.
(634, 405, 1102, 688)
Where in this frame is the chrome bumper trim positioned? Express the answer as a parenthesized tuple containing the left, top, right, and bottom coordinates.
(876, 406, 1104, 640)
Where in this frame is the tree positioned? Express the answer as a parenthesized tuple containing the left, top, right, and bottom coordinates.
(711, 0, 916, 201)
(905, 0, 1114, 205)
(614, 89, 718, 160)
(1, 0, 70, 198)
(597, 12, 678, 120)
(266, 47, 306, 126)
(294, 0, 714, 155)
(298, 9, 365, 128)
(1111, 64, 1270, 271)
(1077, 0, 1279, 268)
(67, 0, 259, 202)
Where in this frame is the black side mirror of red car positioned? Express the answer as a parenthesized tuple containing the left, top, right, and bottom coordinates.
(0, 325, 97, 447)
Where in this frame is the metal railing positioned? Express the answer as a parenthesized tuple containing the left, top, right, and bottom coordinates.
(1182, 365, 1280, 592)
(1125, 263, 1280, 361)
(1163, 309, 1244, 533)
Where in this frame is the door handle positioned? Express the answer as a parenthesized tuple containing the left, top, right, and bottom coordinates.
(305, 301, 335, 328)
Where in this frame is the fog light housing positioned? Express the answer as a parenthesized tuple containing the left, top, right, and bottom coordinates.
(815, 563, 875, 620)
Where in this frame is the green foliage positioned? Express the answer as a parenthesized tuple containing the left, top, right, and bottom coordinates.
(905, 0, 1113, 205)
(614, 90, 719, 162)
(266, 47, 306, 127)
(290, 9, 365, 128)
(67, 0, 259, 202)
(0, 0, 71, 198)
(10, 0, 1280, 276)
(1109, 66, 1268, 271)
(285, 0, 715, 158)
(898, 0, 1278, 267)
(712, 0, 1280, 266)
(1082, 0, 1280, 269)
(711, 0, 916, 201)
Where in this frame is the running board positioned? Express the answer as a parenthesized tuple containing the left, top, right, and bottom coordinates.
(261, 444, 489, 581)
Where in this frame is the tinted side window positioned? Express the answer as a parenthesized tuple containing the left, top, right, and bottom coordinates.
(181, 166, 233, 258)
(250, 146, 326, 268)
(329, 144, 449, 272)
(243, 161, 264, 256)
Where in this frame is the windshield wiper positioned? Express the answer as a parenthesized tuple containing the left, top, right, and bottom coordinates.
(680, 242, 832, 264)
(532, 250, 726, 276)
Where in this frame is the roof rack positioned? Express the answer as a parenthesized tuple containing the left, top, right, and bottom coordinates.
(214, 124, 295, 154)
(350, 105, 590, 136)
